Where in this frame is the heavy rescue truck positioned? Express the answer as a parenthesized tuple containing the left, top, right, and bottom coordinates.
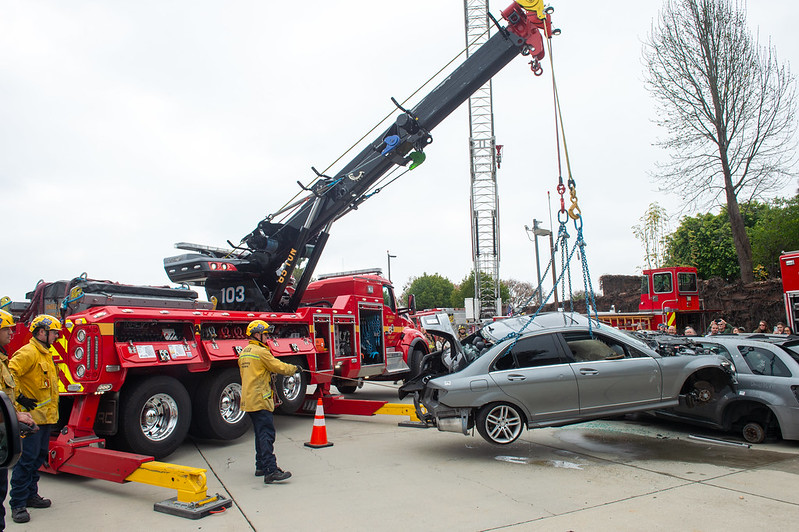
(597, 266, 712, 332)
(6, 0, 553, 489)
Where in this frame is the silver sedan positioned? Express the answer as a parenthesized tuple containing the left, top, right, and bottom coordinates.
(400, 312, 736, 445)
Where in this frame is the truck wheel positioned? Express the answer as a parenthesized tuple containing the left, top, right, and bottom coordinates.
(476, 402, 525, 445)
(334, 377, 359, 395)
(409, 347, 426, 378)
(274, 357, 307, 414)
(191, 367, 251, 440)
(117, 376, 191, 459)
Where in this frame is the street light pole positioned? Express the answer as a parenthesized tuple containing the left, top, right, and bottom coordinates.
(386, 250, 397, 282)
(549, 230, 559, 306)
(525, 220, 553, 307)
(533, 220, 543, 304)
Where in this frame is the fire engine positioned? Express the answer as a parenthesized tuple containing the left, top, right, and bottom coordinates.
(780, 250, 799, 332)
(597, 266, 710, 332)
(3, 0, 555, 487)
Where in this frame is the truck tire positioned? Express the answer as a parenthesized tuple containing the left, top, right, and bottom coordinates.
(409, 347, 426, 378)
(334, 377, 360, 394)
(117, 376, 191, 459)
(190, 367, 251, 440)
(274, 357, 308, 414)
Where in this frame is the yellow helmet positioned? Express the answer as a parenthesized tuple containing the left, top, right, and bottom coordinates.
(246, 320, 271, 337)
(29, 314, 62, 333)
(0, 309, 15, 329)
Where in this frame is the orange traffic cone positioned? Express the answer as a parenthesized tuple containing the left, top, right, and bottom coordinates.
(304, 398, 333, 448)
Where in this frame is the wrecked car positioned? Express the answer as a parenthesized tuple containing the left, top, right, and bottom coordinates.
(652, 335, 799, 443)
(400, 312, 736, 445)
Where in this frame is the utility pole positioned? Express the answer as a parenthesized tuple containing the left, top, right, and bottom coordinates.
(525, 220, 552, 306)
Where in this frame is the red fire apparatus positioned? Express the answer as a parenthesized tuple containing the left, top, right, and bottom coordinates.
(597, 266, 710, 331)
(780, 251, 799, 332)
(3, 0, 555, 496)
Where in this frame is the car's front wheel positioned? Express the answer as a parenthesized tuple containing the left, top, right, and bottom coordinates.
(475, 402, 525, 445)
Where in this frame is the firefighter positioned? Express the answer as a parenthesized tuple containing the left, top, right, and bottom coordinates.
(0, 310, 37, 530)
(239, 320, 299, 484)
(8, 314, 61, 524)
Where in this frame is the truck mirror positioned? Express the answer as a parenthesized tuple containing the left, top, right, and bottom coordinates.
(407, 294, 417, 314)
(0, 391, 21, 469)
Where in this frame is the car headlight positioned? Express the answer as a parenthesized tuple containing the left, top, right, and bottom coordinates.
(75, 364, 86, 378)
(75, 329, 86, 343)
(74, 347, 85, 361)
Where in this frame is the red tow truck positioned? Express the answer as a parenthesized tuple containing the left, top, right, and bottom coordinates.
(8, 269, 426, 459)
(780, 251, 799, 332)
(4, 1, 554, 515)
(597, 266, 710, 331)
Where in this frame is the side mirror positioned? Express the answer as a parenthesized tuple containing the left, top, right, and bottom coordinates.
(0, 391, 21, 469)
(407, 294, 417, 314)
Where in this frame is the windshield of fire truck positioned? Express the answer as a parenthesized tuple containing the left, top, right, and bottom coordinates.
(678, 272, 698, 293)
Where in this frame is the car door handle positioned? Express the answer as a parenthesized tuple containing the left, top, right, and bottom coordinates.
(579, 368, 599, 375)
(507, 374, 526, 381)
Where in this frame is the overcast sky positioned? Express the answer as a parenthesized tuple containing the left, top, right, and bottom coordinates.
(2, 1, 798, 305)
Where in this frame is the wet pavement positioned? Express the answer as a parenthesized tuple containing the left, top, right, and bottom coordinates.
(9, 384, 799, 531)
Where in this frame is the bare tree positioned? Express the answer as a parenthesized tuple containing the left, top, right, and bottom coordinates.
(632, 202, 670, 271)
(643, 0, 797, 283)
(503, 278, 535, 314)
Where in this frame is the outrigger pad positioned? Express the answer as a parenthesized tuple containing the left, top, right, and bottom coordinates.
(154, 493, 233, 520)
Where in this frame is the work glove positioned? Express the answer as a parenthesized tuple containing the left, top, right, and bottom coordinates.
(19, 420, 39, 436)
(16, 393, 38, 411)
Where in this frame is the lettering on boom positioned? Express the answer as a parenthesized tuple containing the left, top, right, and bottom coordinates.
(277, 248, 298, 284)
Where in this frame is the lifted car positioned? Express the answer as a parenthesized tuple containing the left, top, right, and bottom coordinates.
(400, 312, 736, 445)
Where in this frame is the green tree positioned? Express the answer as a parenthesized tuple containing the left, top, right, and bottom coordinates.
(665, 211, 740, 280)
(749, 195, 799, 277)
(401, 273, 455, 310)
(450, 271, 511, 308)
(665, 198, 799, 281)
(644, 0, 797, 284)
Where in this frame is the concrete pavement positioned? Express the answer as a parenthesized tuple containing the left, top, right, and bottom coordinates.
(6, 386, 799, 531)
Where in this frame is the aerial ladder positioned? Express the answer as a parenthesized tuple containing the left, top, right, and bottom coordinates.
(465, 0, 502, 320)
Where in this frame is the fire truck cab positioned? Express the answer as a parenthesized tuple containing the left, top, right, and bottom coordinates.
(780, 251, 799, 333)
(599, 266, 705, 331)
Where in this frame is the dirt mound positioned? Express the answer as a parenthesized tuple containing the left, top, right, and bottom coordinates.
(535, 275, 785, 331)
(698, 278, 785, 330)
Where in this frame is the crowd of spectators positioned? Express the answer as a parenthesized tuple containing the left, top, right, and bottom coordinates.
(637, 317, 793, 336)
(634, 318, 794, 337)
